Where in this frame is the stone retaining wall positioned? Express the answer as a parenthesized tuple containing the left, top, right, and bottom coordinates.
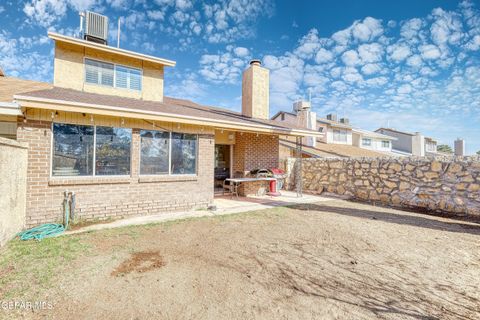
(285, 156, 480, 216)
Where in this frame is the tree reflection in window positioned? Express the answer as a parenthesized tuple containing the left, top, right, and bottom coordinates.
(95, 127, 132, 175)
(171, 133, 197, 175)
(52, 123, 94, 176)
(140, 130, 169, 174)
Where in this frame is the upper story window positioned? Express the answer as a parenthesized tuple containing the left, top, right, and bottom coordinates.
(85, 59, 114, 86)
(333, 129, 348, 142)
(85, 58, 142, 91)
(382, 140, 390, 148)
(362, 138, 372, 146)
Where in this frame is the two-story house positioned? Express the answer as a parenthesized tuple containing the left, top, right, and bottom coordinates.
(375, 128, 438, 156)
(0, 12, 319, 228)
(352, 128, 396, 153)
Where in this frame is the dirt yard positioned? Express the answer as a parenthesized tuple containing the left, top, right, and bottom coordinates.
(1, 199, 480, 319)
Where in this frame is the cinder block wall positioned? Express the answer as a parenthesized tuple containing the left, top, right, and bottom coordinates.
(233, 132, 279, 195)
(287, 157, 480, 216)
(17, 114, 214, 228)
(0, 137, 27, 246)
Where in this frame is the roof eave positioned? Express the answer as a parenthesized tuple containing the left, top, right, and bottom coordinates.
(0, 102, 21, 116)
(48, 32, 176, 67)
(14, 94, 322, 137)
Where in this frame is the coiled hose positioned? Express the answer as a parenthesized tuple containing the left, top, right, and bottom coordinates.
(18, 192, 71, 241)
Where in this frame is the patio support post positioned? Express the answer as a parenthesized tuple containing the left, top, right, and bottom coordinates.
(295, 136, 303, 197)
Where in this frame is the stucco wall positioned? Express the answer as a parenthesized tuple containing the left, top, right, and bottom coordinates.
(285, 156, 480, 216)
(53, 42, 165, 102)
(0, 137, 27, 246)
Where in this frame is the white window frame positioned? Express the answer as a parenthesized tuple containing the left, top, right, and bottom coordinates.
(138, 130, 199, 177)
(83, 57, 143, 91)
(362, 138, 372, 146)
(381, 140, 390, 148)
(333, 129, 348, 142)
(50, 123, 132, 178)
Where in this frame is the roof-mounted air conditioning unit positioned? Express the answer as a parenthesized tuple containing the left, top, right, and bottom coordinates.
(84, 11, 108, 45)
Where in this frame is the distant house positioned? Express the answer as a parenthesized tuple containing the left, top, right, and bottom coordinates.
(271, 103, 391, 159)
(375, 128, 438, 156)
(352, 128, 396, 153)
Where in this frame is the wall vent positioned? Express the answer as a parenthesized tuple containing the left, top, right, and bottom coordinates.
(84, 11, 108, 45)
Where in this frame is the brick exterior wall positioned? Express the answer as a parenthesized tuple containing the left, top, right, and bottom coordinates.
(17, 118, 214, 227)
(233, 132, 279, 195)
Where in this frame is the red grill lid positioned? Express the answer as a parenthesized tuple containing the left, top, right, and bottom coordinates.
(270, 168, 285, 174)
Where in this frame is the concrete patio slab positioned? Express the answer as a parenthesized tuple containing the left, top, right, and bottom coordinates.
(64, 191, 330, 235)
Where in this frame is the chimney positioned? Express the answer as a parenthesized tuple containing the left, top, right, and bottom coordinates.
(242, 59, 269, 119)
(294, 100, 316, 147)
(454, 138, 465, 156)
(326, 114, 337, 122)
(412, 132, 425, 156)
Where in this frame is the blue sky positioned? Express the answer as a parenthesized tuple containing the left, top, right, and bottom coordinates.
(1, 0, 479, 153)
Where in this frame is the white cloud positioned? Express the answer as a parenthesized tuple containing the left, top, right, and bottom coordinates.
(400, 18, 424, 40)
(351, 17, 383, 42)
(358, 43, 383, 63)
(388, 43, 411, 62)
(419, 44, 442, 60)
(361, 63, 381, 75)
(406, 54, 423, 68)
(397, 84, 412, 94)
(314, 48, 334, 64)
(23, 0, 67, 27)
(341, 50, 361, 66)
(233, 47, 249, 58)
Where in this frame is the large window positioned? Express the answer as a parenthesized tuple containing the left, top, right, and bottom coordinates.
(333, 129, 348, 142)
(52, 123, 94, 176)
(140, 130, 198, 175)
(362, 138, 372, 146)
(171, 133, 197, 175)
(95, 127, 132, 175)
(85, 58, 142, 91)
(52, 123, 131, 177)
(140, 130, 170, 175)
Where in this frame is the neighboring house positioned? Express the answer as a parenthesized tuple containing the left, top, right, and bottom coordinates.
(272, 102, 388, 159)
(317, 114, 353, 145)
(352, 128, 396, 153)
(375, 128, 438, 156)
(0, 17, 319, 227)
(278, 138, 390, 159)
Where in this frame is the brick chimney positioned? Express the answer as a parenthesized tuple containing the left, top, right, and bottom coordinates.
(242, 59, 269, 119)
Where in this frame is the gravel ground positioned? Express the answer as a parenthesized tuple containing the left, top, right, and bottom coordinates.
(3, 199, 480, 319)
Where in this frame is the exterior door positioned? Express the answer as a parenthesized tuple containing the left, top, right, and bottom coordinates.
(214, 144, 231, 190)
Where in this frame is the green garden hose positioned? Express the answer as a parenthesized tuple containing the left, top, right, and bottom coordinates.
(18, 194, 70, 241)
(17, 223, 66, 240)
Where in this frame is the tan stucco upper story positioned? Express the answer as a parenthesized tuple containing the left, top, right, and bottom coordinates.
(49, 32, 176, 103)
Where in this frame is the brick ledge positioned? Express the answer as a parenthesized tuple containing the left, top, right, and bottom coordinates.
(138, 175, 197, 183)
(48, 177, 132, 186)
